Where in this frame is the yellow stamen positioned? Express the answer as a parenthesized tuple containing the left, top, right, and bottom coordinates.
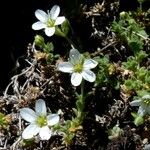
(36, 115, 47, 127)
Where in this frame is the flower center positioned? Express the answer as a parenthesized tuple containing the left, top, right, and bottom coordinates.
(143, 99, 150, 106)
(47, 18, 55, 27)
(36, 115, 47, 127)
(74, 63, 83, 73)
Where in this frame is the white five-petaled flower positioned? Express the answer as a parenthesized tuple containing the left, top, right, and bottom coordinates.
(32, 5, 65, 37)
(130, 94, 150, 116)
(20, 99, 59, 140)
(57, 49, 98, 86)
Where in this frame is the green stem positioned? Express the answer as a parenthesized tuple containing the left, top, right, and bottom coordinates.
(81, 80, 84, 103)
(139, 2, 142, 10)
(77, 80, 85, 123)
(55, 28, 76, 48)
(65, 36, 76, 49)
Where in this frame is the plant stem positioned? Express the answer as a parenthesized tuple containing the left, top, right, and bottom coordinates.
(139, 2, 142, 10)
(77, 80, 85, 123)
(55, 28, 76, 48)
(81, 80, 84, 104)
(65, 36, 76, 49)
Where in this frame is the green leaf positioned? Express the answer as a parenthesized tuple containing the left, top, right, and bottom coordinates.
(123, 58, 138, 71)
(43, 42, 54, 53)
(134, 115, 144, 126)
(76, 100, 84, 112)
(55, 27, 66, 37)
(135, 50, 148, 63)
(136, 67, 147, 81)
(131, 112, 144, 126)
(138, 30, 148, 38)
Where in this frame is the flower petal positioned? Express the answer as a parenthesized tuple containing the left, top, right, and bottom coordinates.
(55, 16, 65, 25)
(57, 62, 73, 73)
(130, 100, 141, 106)
(82, 70, 96, 82)
(143, 104, 150, 115)
(83, 59, 98, 69)
(39, 126, 52, 140)
(144, 144, 150, 150)
(138, 106, 145, 116)
(50, 5, 60, 20)
(142, 94, 150, 99)
(35, 99, 47, 115)
(32, 21, 46, 30)
(47, 114, 59, 126)
(22, 124, 40, 139)
(20, 108, 37, 123)
(71, 73, 82, 86)
(146, 106, 150, 115)
(35, 9, 48, 22)
(45, 27, 55, 36)
(69, 49, 82, 65)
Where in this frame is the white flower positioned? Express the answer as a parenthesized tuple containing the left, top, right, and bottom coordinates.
(20, 99, 59, 140)
(130, 94, 150, 116)
(57, 49, 98, 86)
(32, 5, 65, 37)
(144, 144, 150, 150)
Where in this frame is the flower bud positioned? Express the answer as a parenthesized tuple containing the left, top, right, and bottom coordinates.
(34, 35, 45, 48)
(120, 11, 127, 19)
